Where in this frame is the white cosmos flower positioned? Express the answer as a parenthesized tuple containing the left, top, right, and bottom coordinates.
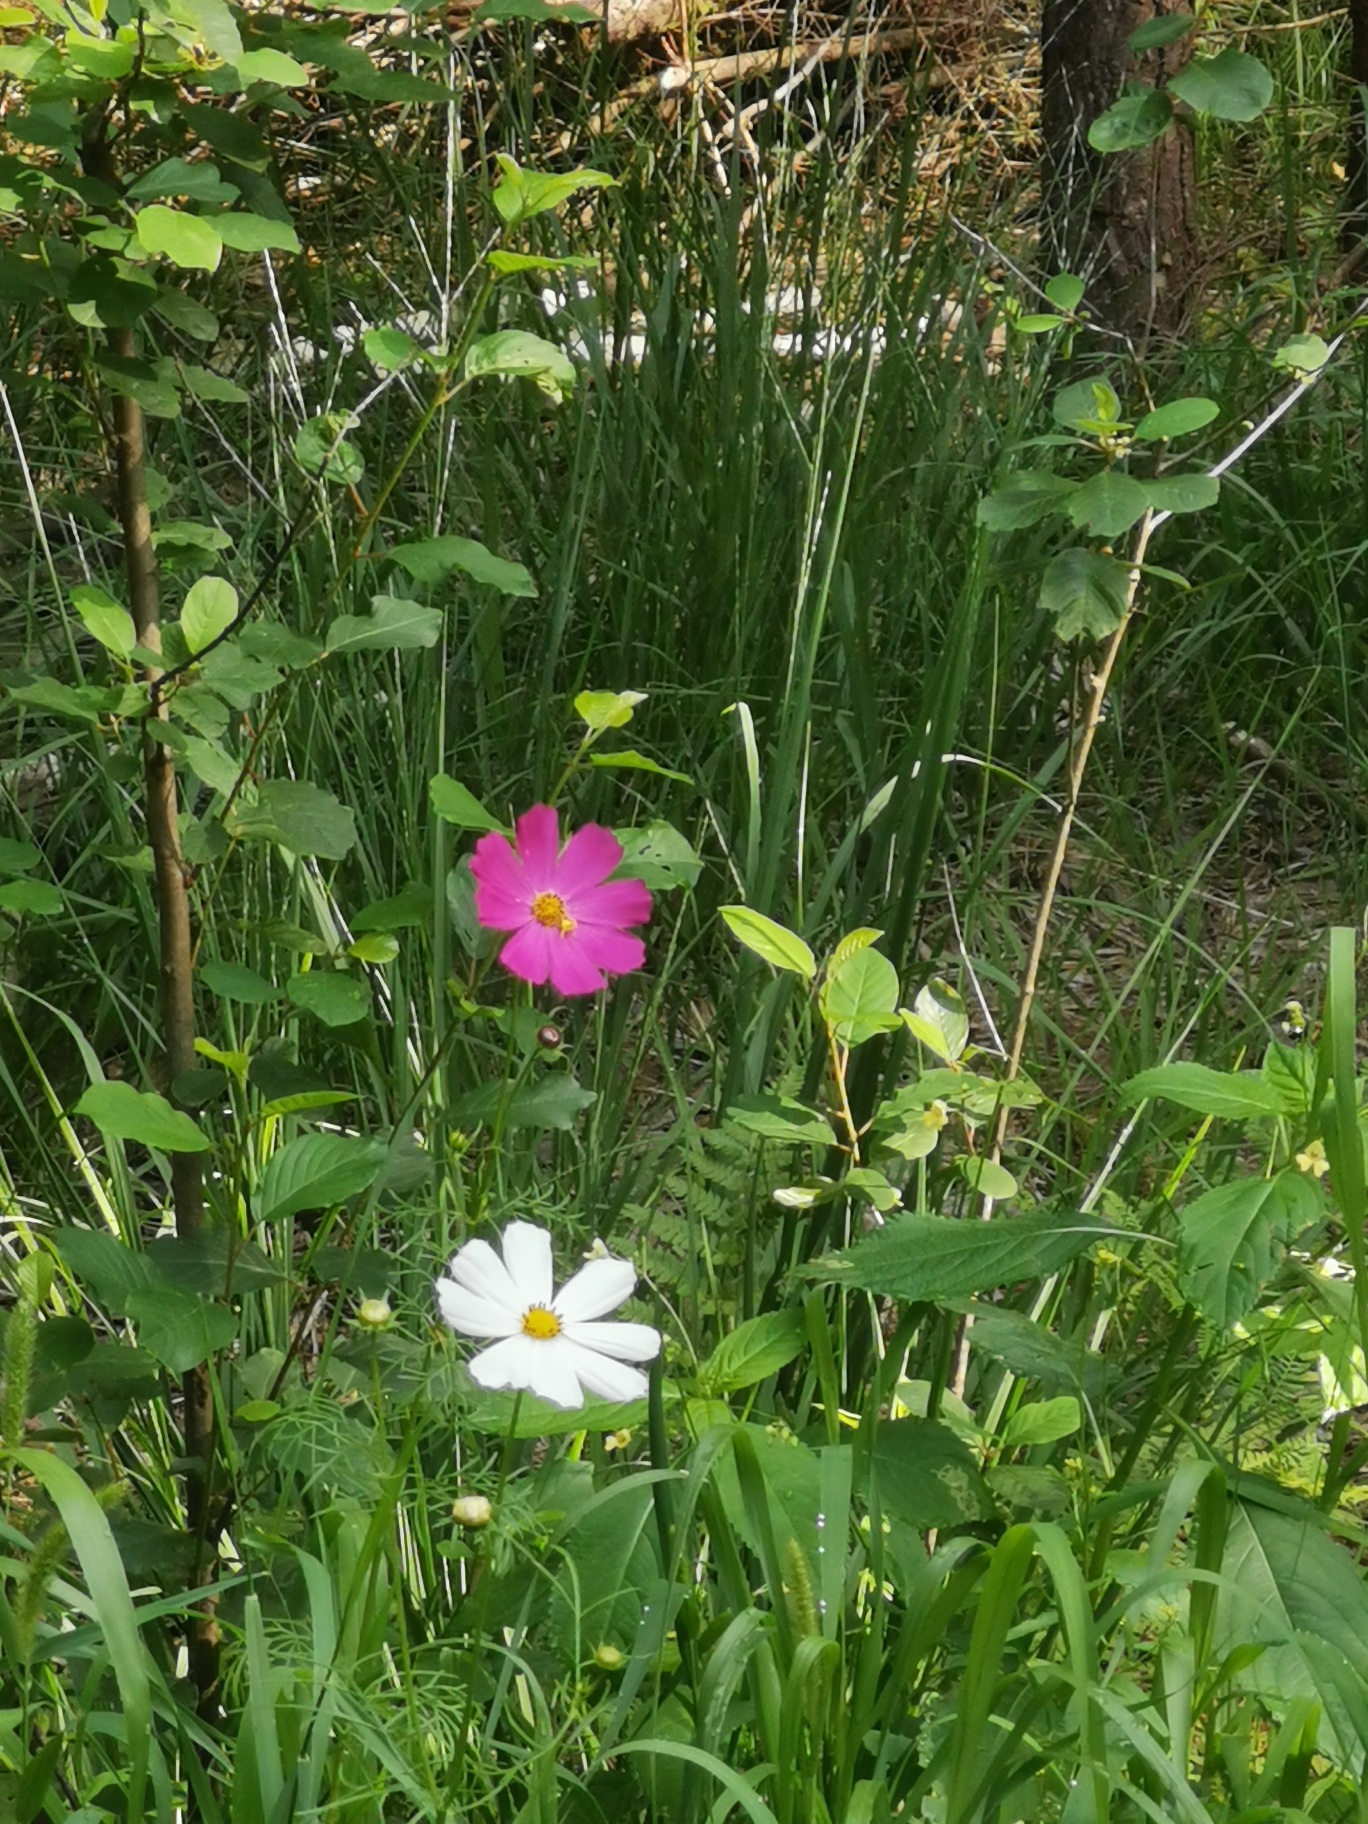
(435, 1220, 661, 1409)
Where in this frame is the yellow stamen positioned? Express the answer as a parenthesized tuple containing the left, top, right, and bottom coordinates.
(522, 1305, 561, 1340)
(531, 891, 576, 935)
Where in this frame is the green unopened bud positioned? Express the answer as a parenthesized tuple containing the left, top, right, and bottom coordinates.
(452, 1494, 493, 1529)
(593, 1642, 624, 1671)
(357, 1297, 392, 1329)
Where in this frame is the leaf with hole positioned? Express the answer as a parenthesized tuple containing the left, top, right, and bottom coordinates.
(614, 822, 702, 890)
(75, 1081, 211, 1153)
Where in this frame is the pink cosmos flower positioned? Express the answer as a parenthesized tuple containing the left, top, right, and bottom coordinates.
(470, 804, 652, 997)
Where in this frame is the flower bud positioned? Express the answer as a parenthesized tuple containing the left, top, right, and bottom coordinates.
(593, 1642, 624, 1671)
(452, 1494, 493, 1529)
(537, 1024, 563, 1051)
(357, 1297, 392, 1329)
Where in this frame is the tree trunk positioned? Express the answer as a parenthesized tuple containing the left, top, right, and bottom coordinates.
(1344, 0, 1368, 250)
(1040, 0, 1198, 341)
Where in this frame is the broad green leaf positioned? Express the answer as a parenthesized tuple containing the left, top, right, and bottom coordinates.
(449, 1074, 596, 1132)
(53, 1228, 165, 1311)
(1128, 11, 1196, 51)
(181, 735, 239, 794)
(64, 31, 134, 75)
(95, 353, 181, 418)
(152, 288, 220, 341)
(576, 687, 646, 732)
(286, 971, 370, 1027)
(293, 415, 363, 486)
(127, 157, 241, 206)
(614, 822, 702, 890)
(348, 932, 398, 965)
(198, 643, 281, 709)
(172, 0, 243, 62)
(213, 212, 302, 255)
(1272, 333, 1332, 380)
(1216, 1499, 1368, 1764)
(829, 928, 883, 971)
(325, 595, 443, 654)
(1170, 48, 1273, 123)
(179, 364, 249, 404)
(587, 748, 693, 784)
(125, 1285, 236, 1373)
(476, 0, 599, 18)
(487, 249, 598, 273)
(239, 621, 323, 668)
(363, 326, 422, 371)
(871, 1418, 992, 1528)
(234, 46, 310, 84)
(965, 1304, 1106, 1398)
(0, 880, 63, 916)
(466, 329, 576, 401)
(960, 1157, 1018, 1202)
(71, 584, 136, 658)
(999, 1396, 1080, 1448)
(134, 205, 223, 273)
(720, 907, 816, 980)
(1014, 313, 1065, 335)
(1043, 273, 1085, 313)
(7, 677, 122, 724)
(1178, 1171, 1321, 1327)
(0, 840, 39, 874)
(845, 1166, 903, 1213)
(352, 883, 431, 932)
(180, 574, 238, 654)
(1052, 377, 1123, 430)
(199, 960, 281, 1004)
(229, 779, 357, 858)
(390, 535, 536, 597)
(1132, 397, 1219, 441)
(976, 471, 1078, 530)
(726, 1094, 831, 1144)
(1039, 548, 1131, 641)
(903, 978, 969, 1064)
(812, 1211, 1119, 1301)
(1121, 1062, 1286, 1120)
(1088, 88, 1174, 153)
(256, 1132, 387, 1224)
(1145, 472, 1220, 515)
(1066, 471, 1151, 537)
(429, 773, 503, 831)
(74, 1081, 211, 1153)
(703, 1310, 807, 1392)
(820, 945, 901, 1045)
(491, 154, 614, 226)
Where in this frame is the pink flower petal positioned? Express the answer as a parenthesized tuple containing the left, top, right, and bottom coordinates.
(559, 1338, 649, 1404)
(501, 1221, 554, 1306)
(435, 1277, 521, 1339)
(573, 927, 646, 979)
(556, 823, 625, 894)
(561, 1319, 662, 1363)
(447, 1237, 522, 1315)
(470, 830, 524, 895)
(474, 883, 533, 932)
(514, 805, 563, 890)
(498, 921, 559, 986)
(547, 938, 609, 997)
(554, 1255, 637, 1323)
(570, 876, 653, 929)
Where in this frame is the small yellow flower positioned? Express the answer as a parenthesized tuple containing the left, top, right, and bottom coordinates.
(1296, 1140, 1330, 1180)
(604, 1428, 633, 1452)
(452, 1494, 493, 1529)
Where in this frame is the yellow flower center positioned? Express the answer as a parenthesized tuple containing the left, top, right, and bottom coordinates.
(522, 1305, 561, 1340)
(531, 891, 576, 934)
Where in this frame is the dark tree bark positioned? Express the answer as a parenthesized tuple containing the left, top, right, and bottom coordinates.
(1040, 0, 1198, 340)
(1344, 0, 1368, 250)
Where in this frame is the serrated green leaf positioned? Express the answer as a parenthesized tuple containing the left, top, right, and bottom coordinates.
(1121, 1062, 1286, 1120)
(813, 1211, 1118, 1300)
(125, 1285, 236, 1373)
(1179, 1171, 1321, 1327)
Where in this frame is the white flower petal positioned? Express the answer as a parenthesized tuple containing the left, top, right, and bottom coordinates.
(467, 1334, 538, 1392)
(501, 1221, 555, 1308)
(554, 1255, 637, 1324)
(559, 1338, 650, 1404)
(447, 1237, 522, 1315)
(527, 1336, 584, 1408)
(561, 1319, 661, 1364)
(435, 1278, 521, 1340)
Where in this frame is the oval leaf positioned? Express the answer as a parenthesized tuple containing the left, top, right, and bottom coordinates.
(75, 1081, 211, 1153)
(256, 1132, 387, 1224)
(720, 907, 816, 980)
